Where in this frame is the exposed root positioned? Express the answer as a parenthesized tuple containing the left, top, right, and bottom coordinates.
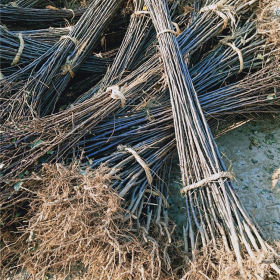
(1, 162, 184, 279)
(257, 0, 280, 47)
(182, 242, 280, 280)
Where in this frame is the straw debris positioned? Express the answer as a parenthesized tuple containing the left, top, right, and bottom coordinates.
(257, 0, 280, 47)
(1, 162, 180, 279)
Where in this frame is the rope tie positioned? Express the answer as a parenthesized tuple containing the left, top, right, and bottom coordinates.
(11, 33, 24, 66)
(200, 2, 235, 31)
(225, 42, 244, 73)
(0, 70, 5, 80)
(10, 2, 18, 7)
(157, 22, 181, 38)
(125, 147, 153, 185)
(157, 29, 176, 38)
(172, 22, 182, 35)
(61, 62, 75, 78)
(107, 85, 126, 107)
(134, 4, 149, 16)
(67, 9, 75, 20)
(59, 35, 78, 45)
(134, 11, 150, 16)
(180, 172, 233, 194)
(62, 8, 75, 20)
(117, 145, 153, 185)
(146, 189, 169, 208)
(60, 40, 87, 78)
(61, 55, 75, 78)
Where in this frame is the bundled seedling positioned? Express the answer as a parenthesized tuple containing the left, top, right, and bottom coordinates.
(1, 0, 280, 279)
(145, 0, 280, 277)
(7, 0, 73, 8)
(1, 30, 279, 193)
(13, 11, 129, 45)
(13, 27, 74, 45)
(0, 4, 86, 27)
(0, 26, 114, 78)
(2, 61, 278, 235)
(1, 0, 124, 119)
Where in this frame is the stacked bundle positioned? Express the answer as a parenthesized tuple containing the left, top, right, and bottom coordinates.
(1, 0, 279, 279)
(0, 5, 86, 27)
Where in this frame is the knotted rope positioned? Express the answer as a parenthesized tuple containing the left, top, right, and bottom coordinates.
(59, 35, 78, 45)
(134, 10, 150, 16)
(61, 62, 75, 78)
(11, 33, 24, 66)
(67, 9, 75, 20)
(61, 8, 76, 20)
(0, 70, 5, 80)
(172, 22, 182, 35)
(157, 22, 181, 38)
(117, 145, 153, 185)
(146, 188, 169, 208)
(225, 42, 244, 73)
(107, 85, 126, 107)
(180, 171, 233, 194)
(125, 147, 153, 185)
(200, 1, 236, 31)
(134, 5, 149, 16)
(59, 36, 80, 78)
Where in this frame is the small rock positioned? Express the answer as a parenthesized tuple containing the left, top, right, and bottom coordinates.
(249, 136, 259, 148)
(251, 159, 258, 164)
(267, 154, 274, 160)
(262, 189, 273, 194)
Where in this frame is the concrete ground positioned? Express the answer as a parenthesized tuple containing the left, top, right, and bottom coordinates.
(216, 114, 280, 240)
(168, 114, 280, 241)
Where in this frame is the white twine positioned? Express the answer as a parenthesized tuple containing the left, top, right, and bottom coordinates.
(0, 70, 5, 80)
(11, 33, 24, 66)
(125, 147, 153, 185)
(67, 9, 75, 20)
(146, 189, 169, 208)
(225, 42, 244, 74)
(59, 35, 78, 45)
(107, 85, 126, 107)
(180, 171, 233, 194)
(200, 2, 236, 31)
(10, 2, 18, 7)
(134, 11, 150, 16)
(62, 8, 75, 20)
(157, 29, 176, 38)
